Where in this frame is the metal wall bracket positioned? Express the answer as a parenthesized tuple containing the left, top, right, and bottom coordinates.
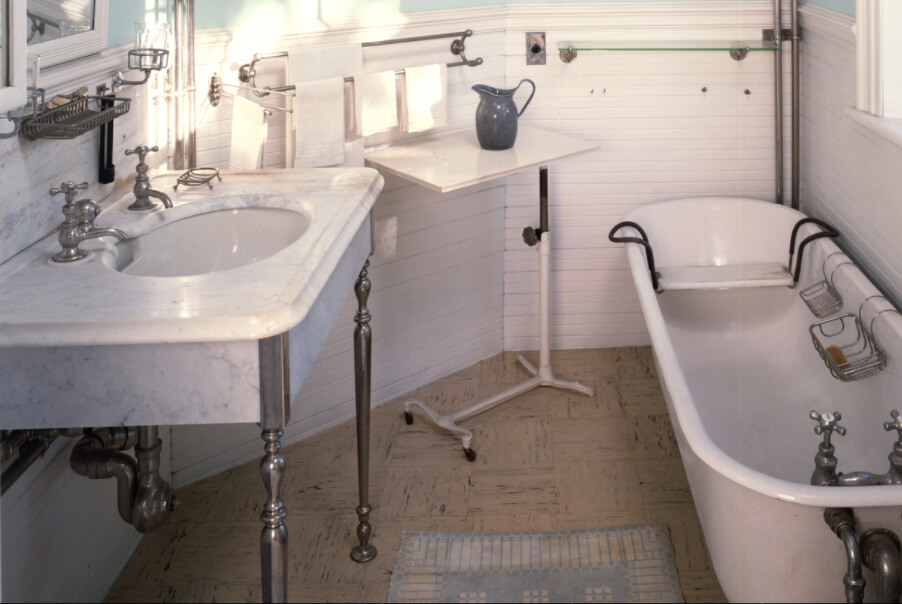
(763, 28, 797, 42)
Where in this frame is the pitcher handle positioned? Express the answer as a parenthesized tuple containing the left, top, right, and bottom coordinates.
(515, 78, 536, 117)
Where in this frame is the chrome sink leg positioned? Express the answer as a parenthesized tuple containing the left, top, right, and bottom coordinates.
(351, 259, 377, 563)
(258, 333, 290, 603)
(260, 428, 287, 603)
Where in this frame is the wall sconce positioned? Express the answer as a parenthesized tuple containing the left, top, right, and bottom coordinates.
(112, 22, 171, 94)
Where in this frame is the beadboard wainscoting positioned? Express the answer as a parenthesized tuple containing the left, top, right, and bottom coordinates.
(503, 1, 794, 351)
(799, 5, 902, 306)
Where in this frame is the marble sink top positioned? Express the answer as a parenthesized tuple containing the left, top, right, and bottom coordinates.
(0, 168, 384, 348)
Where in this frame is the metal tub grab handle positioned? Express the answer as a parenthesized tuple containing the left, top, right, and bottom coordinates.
(609, 221, 660, 292)
(788, 217, 840, 284)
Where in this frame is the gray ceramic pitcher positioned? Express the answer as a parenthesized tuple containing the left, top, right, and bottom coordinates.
(472, 79, 536, 150)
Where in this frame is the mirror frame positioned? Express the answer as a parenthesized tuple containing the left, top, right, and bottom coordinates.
(0, 0, 26, 115)
(27, 0, 107, 67)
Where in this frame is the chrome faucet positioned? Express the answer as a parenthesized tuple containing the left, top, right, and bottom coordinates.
(125, 145, 172, 211)
(810, 409, 902, 487)
(51, 181, 128, 263)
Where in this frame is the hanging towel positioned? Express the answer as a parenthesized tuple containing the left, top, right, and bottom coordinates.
(354, 70, 399, 137)
(229, 95, 268, 170)
(288, 44, 363, 167)
(293, 77, 346, 168)
(399, 64, 447, 133)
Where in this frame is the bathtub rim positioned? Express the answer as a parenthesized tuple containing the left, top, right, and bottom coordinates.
(622, 196, 902, 508)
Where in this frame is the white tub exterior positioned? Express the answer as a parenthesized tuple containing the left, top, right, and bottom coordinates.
(620, 197, 902, 602)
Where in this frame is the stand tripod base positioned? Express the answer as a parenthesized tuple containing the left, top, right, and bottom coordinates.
(403, 354, 594, 460)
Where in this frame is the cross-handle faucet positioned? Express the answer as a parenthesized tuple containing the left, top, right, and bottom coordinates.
(810, 410, 846, 486)
(810, 409, 902, 487)
(51, 181, 89, 204)
(125, 145, 172, 211)
(50, 182, 128, 263)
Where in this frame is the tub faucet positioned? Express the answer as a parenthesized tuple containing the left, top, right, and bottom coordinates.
(810, 410, 845, 486)
(811, 409, 902, 487)
(125, 145, 172, 211)
(50, 182, 128, 263)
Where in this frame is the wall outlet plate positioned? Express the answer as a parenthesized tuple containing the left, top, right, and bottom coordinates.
(526, 32, 546, 65)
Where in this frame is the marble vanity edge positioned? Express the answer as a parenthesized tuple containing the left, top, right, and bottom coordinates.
(0, 168, 384, 348)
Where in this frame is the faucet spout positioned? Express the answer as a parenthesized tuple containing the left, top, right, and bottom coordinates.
(835, 470, 889, 487)
(145, 188, 173, 209)
(84, 227, 129, 242)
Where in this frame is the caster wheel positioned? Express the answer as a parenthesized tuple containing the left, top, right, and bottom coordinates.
(403, 411, 414, 425)
(464, 448, 477, 462)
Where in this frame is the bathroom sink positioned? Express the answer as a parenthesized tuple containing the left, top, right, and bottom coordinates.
(115, 207, 311, 277)
(0, 167, 384, 429)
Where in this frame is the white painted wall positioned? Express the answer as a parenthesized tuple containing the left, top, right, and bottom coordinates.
(502, 2, 792, 350)
(799, 5, 902, 306)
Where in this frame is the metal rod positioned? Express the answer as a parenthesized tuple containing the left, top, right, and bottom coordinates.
(1, 433, 58, 495)
(791, 0, 801, 209)
(262, 60, 479, 94)
(362, 29, 471, 47)
(172, 0, 196, 170)
(774, 0, 784, 205)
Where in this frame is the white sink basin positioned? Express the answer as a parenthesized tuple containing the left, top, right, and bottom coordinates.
(115, 207, 311, 277)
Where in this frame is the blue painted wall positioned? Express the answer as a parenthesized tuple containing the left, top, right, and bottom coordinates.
(108, 0, 855, 47)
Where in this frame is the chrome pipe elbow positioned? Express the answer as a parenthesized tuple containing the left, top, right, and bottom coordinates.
(70, 433, 138, 525)
(861, 529, 902, 604)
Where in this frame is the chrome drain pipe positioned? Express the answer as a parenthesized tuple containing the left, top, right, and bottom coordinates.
(69, 426, 178, 532)
(132, 426, 179, 533)
(70, 427, 140, 524)
(861, 529, 902, 604)
(825, 508, 866, 604)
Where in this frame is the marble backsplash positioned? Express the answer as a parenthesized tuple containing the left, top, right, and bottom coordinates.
(0, 82, 154, 265)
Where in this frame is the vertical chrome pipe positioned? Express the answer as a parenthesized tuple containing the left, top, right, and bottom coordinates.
(172, 0, 196, 169)
(774, 0, 784, 205)
(791, 0, 801, 209)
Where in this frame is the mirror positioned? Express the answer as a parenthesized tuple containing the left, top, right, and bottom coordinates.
(27, 0, 94, 45)
(25, 0, 106, 67)
(0, 0, 27, 116)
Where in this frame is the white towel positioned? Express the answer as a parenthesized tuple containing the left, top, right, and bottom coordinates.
(399, 64, 447, 133)
(354, 70, 399, 137)
(288, 45, 363, 167)
(229, 95, 268, 170)
(293, 77, 346, 168)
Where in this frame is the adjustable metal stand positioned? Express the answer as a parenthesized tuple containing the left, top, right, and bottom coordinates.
(404, 166, 595, 461)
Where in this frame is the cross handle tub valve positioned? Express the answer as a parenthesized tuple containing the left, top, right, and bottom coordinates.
(810, 410, 846, 486)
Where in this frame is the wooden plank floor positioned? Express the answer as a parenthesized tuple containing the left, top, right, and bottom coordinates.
(104, 347, 726, 603)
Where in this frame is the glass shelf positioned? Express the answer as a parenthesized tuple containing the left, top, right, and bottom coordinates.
(557, 40, 778, 62)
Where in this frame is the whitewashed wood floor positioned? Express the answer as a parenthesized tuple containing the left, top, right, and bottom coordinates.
(104, 347, 726, 603)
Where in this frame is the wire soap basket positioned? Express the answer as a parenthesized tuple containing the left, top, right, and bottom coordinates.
(809, 295, 897, 381)
(799, 251, 853, 319)
(20, 95, 130, 141)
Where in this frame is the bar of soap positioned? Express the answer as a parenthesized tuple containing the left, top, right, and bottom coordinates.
(826, 345, 850, 369)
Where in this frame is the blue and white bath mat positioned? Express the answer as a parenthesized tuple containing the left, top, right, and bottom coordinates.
(388, 525, 683, 603)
